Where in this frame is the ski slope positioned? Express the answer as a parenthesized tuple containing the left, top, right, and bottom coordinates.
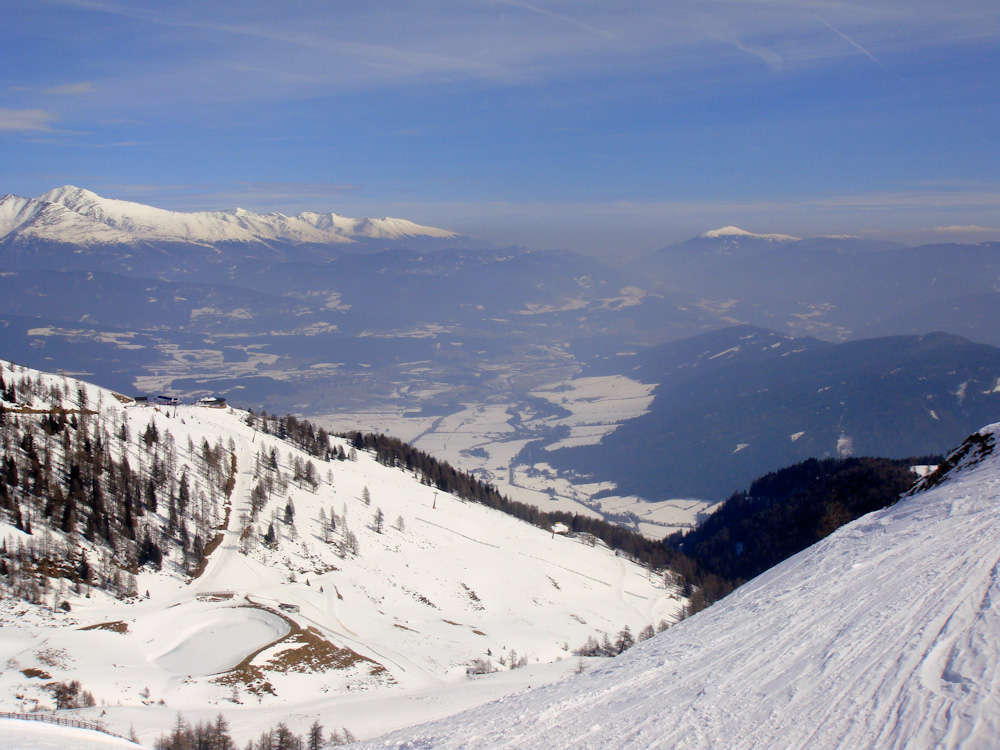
(0, 360, 682, 745)
(354, 425, 1000, 749)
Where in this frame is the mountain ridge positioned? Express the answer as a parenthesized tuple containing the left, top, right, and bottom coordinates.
(0, 186, 459, 249)
(698, 225, 800, 241)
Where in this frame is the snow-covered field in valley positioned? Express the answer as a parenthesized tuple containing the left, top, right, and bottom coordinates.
(317, 373, 718, 538)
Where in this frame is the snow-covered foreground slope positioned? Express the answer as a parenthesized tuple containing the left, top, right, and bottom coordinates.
(356, 426, 1000, 750)
(0, 719, 142, 750)
(0, 360, 681, 745)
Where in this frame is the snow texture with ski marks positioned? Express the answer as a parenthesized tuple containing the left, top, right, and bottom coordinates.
(356, 425, 1000, 750)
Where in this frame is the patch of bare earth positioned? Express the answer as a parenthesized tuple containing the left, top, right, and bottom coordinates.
(265, 626, 387, 677)
(21, 668, 52, 679)
(214, 606, 388, 697)
(79, 621, 128, 634)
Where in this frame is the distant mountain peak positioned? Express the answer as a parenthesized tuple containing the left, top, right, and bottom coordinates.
(39, 184, 101, 203)
(699, 226, 800, 241)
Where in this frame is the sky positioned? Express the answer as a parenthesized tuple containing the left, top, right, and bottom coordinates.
(1, 0, 999, 258)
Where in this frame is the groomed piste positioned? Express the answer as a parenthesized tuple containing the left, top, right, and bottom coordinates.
(353, 425, 1000, 750)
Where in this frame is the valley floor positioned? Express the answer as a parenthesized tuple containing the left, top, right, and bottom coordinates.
(316, 372, 719, 539)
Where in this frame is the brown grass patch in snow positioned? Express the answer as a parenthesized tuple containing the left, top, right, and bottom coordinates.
(35, 648, 70, 669)
(214, 606, 387, 696)
(265, 627, 385, 676)
(79, 620, 128, 634)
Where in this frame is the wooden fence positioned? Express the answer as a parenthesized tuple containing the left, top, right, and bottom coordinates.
(0, 711, 132, 742)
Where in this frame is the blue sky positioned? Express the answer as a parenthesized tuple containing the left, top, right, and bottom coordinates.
(2, 0, 998, 257)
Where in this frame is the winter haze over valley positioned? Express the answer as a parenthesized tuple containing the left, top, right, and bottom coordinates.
(3, 1, 1000, 748)
(3, 186, 1000, 531)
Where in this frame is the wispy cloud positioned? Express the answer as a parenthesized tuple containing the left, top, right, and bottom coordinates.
(934, 224, 999, 233)
(0, 108, 57, 132)
(45, 81, 96, 95)
(82, 140, 147, 148)
(34, 1, 993, 98)
(495, 0, 617, 41)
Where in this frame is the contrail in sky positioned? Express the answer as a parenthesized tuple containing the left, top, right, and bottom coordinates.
(816, 15, 888, 71)
(498, 0, 616, 40)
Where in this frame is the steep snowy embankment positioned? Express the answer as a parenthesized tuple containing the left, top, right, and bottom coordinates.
(357, 426, 1000, 749)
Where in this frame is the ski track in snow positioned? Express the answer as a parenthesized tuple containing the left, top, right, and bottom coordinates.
(354, 428, 1000, 749)
(413, 517, 501, 549)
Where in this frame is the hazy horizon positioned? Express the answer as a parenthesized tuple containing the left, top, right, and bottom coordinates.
(3, 1, 999, 258)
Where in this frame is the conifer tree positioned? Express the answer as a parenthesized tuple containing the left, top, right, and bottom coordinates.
(307, 720, 324, 750)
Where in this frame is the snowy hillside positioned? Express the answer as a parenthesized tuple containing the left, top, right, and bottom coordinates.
(355, 425, 1000, 749)
(0, 187, 458, 247)
(0, 360, 682, 745)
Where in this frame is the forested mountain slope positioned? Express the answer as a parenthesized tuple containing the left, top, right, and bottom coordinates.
(666, 455, 929, 607)
(550, 326, 1000, 499)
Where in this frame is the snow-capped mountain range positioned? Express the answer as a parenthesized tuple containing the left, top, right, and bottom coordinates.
(0, 186, 459, 248)
(357, 424, 1000, 749)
